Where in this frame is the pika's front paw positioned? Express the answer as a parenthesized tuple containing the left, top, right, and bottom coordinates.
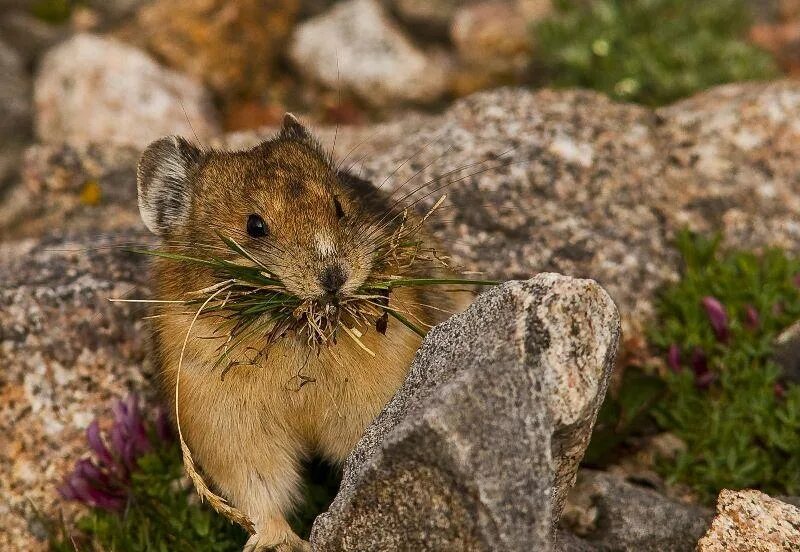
(243, 532, 311, 552)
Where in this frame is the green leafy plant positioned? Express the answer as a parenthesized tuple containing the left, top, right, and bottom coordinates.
(49, 395, 338, 551)
(534, 0, 779, 106)
(649, 231, 800, 500)
(584, 366, 666, 466)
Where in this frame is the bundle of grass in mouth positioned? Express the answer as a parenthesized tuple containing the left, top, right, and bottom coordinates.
(132, 199, 497, 370)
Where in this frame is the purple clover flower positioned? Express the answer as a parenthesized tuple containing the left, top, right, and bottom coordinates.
(743, 305, 760, 331)
(58, 394, 173, 512)
(702, 296, 730, 343)
(690, 347, 716, 389)
(667, 344, 682, 373)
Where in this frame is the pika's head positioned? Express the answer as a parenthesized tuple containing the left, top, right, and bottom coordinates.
(137, 114, 391, 302)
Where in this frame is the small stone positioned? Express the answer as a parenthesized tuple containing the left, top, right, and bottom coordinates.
(289, 0, 448, 106)
(123, 0, 299, 98)
(451, 1, 535, 71)
(697, 489, 800, 551)
(34, 34, 219, 148)
(388, 0, 470, 40)
(561, 470, 712, 551)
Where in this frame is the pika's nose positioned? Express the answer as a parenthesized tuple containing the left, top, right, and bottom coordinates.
(319, 265, 347, 295)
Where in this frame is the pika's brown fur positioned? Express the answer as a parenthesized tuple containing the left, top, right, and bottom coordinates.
(137, 115, 469, 551)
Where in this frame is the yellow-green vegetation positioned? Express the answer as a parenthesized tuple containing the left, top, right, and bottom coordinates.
(535, 0, 779, 106)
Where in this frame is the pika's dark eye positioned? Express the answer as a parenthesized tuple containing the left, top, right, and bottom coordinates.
(333, 196, 345, 220)
(246, 214, 268, 237)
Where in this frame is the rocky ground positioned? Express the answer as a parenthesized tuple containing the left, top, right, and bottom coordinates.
(4, 80, 800, 549)
(3, 0, 800, 550)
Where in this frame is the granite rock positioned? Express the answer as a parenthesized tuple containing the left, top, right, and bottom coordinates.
(0, 232, 154, 551)
(0, 142, 142, 241)
(697, 489, 800, 551)
(311, 275, 620, 551)
(34, 34, 219, 148)
(560, 470, 712, 551)
(342, 81, 800, 345)
(289, 0, 448, 106)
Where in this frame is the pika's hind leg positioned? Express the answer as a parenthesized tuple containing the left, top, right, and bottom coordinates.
(230, 453, 311, 552)
(243, 516, 310, 552)
(207, 445, 307, 552)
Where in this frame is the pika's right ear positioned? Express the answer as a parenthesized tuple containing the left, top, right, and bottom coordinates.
(137, 136, 203, 236)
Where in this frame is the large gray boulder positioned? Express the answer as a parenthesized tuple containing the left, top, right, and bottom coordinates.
(312, 274, 620, 551)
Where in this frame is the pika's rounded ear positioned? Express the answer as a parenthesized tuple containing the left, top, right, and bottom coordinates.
(280, 113, 310, 141)
(137, 136, 203, 236)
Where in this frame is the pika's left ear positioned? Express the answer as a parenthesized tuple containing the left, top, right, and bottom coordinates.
(280, 113, 311, 141)
(137, 136, 204, 236)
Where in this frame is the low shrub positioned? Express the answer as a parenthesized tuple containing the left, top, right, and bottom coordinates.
(534, 0, 779, 106)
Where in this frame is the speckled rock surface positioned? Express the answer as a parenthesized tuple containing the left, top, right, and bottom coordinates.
(0, 143, 143, 241)
(340, 81, 800, 344)
(311, 275, 620, 551)
(34, 34, 219, 148)
(697, 489, 800, 552)
(560, 470, 712, 552)
(0, 232, 154, 551)
(289, 0, 448, 106)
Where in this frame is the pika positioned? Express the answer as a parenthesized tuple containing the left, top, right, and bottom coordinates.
(136, 114, 469, 551)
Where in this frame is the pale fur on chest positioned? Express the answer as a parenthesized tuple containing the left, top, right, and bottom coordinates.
(155, 299, 423, 485)
(151, 284, 469, 536)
